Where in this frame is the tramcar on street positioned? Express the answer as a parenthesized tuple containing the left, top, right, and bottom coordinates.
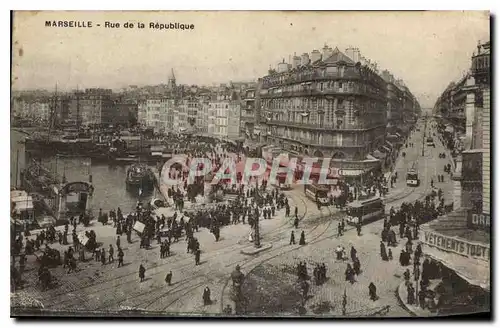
(406, 169, 420, 187)
(345, 196, 385, 225)
(426, 137, 435, 147)
(305, 183, 330, 205)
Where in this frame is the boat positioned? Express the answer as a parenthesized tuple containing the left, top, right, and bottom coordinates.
(125, 163, 155, 190)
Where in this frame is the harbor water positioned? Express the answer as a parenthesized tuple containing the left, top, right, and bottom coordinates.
(12, 130, 155, 215)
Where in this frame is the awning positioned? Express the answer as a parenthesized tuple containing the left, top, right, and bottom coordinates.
(385, 140, 393, 149)
(445, 125, 455, 133)
(395, 132, 402, 138)
(423, 245, 490, 291)
(382, 146, 391, 153)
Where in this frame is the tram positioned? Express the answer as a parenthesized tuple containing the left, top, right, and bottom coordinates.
(345, 196, 385, 225)
(304, 183, 330, 205)
(426, 137, 435, 147)
(406, 169, 420, 187)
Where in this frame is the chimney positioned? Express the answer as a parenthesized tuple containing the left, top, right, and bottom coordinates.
(277, 59, 289, 73)
(310, 49, 321, 63)
(301, 53, 310, 66)
(292, 52, 301, 69)
(345, 47, 354, 61)
(352, 47, 360, 63)
(322, 44, 331, 60)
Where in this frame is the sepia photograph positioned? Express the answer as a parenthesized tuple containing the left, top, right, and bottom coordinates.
(9, 10, 491, 318)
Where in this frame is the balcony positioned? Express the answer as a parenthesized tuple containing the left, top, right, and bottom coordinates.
(262, 70, 366, 89)
(261, 87, 386, 101)
(275, 134, 367, 148)
(266, 119, 385, 132)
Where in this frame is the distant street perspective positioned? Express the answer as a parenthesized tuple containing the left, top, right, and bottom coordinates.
(10, 11, 490, 318)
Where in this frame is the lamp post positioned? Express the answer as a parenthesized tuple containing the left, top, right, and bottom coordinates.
(254, 184, 261, 248)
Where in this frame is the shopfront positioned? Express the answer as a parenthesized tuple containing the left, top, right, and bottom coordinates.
(418, 210, 490, 314)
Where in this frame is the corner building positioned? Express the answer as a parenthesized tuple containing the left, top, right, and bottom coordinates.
(260, 46, 388, 177)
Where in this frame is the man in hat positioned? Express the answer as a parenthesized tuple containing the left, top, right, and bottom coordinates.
(289, 231, 296, 245)
(165, 271, 173, 286)
(139, 264, 146, 282)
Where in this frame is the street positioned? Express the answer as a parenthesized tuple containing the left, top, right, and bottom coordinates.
(14, 118, 456, 316)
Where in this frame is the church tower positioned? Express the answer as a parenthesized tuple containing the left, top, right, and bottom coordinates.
(168, 68, 176, 91)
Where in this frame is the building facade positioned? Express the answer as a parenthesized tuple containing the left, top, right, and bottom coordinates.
(66, 88, 114, 127)
(209, 91, 241, 140)
(240, 83, 261, 141)
(12, 97, 51, 122)
(259, 46, 396, 176)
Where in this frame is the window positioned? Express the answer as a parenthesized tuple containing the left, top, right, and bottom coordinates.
(338, 82, 343, 90)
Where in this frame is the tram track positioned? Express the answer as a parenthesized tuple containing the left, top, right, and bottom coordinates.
(216, 149, 440, 315)
(218, 200, 336, 314)
(124, 191, 316, 313)
(44, 189, 318, 311)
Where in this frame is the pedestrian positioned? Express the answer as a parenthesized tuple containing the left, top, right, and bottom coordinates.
(79, 247, 85, 261)
(195, 249, 201, 265)
(94, 248, 101, 262)
(100, 248, 106, 265)
(108, 244, 114, 263)
(289, 231, 296, 245)
(337, 222, 343, 237)
(350, 246, 357, 262)
(299, 231, 306, 245)
(353, 257, 361, 275)
(116, 236, 121, 250)
(165, 242, 171, 257)
(165, 271, 173, 286)
(117, 248, 124, 267)
(380, 241, 388, 261)
(19, 254, 26, 275)
(203, 286, 211, 305)
(294, 217, 299, 229)
(345, 263, 355, 284)
(139, 264, 146, 282)
(388, 248, 393, 261)
(368, 282, 377, 301)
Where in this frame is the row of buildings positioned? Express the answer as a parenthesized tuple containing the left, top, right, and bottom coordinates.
(12, 44, 421, 178)
(12, 70, 250, 141)
(433, 40, 491, 216)
(248, 45, 421, 178)
(12, 88, 138, 128)
(419, 40, 490, 309)
(136, 71, 246, 140)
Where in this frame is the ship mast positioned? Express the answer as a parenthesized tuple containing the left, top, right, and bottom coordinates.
(76, 85, 81, 132)
(47, 83, 58, 143)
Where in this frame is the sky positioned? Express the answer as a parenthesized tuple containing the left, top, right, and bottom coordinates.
(12, 11, 490, 108)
